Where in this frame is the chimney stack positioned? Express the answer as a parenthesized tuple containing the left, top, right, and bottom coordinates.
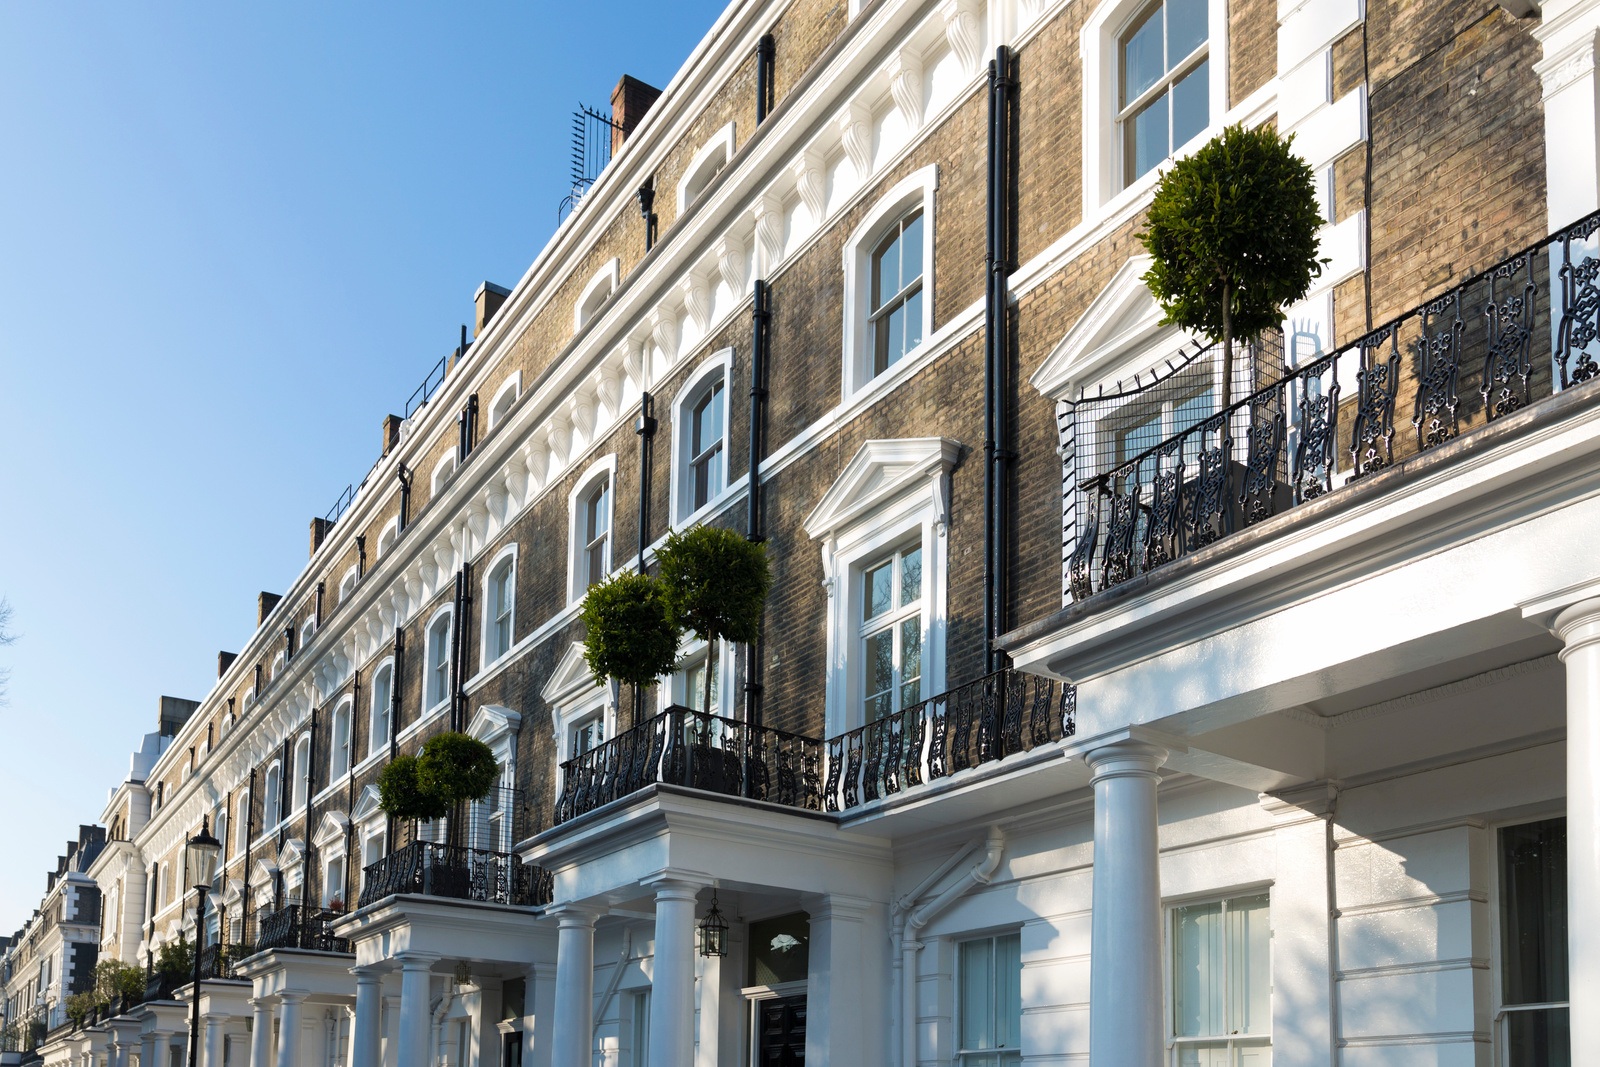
(382, 414, 404, 456)
(217, 651, 237, 678)
(310, 517, 333, 557)
(474, 282, 511, 338)
(610, 75, 662, 155)
(158, 695, 200, 737)
(257, 592, 281, 626)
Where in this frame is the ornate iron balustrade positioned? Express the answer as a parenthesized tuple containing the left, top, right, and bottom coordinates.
(356, 842, 552, 909)
(195, 942, 243, 981)
(252, 903, 350, 955)
(1068, 211, 1600, 602)
(823, 669, 1076, 812)
(554, 707, 825, 824)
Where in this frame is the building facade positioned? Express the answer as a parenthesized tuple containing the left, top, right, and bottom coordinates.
(10, 0, 1600, 1064)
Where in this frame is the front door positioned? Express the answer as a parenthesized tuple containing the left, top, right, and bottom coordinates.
(755, 994, 806, 1066)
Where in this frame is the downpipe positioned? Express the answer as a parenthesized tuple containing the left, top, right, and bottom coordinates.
(894, 826, 1005, 1067)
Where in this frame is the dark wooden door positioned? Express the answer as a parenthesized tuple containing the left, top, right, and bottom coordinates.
(756, 994, 806, 1066)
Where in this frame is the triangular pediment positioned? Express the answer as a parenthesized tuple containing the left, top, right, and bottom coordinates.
(1031, 255, 1190, 400)
(278, 837, 306, 869)
(468, 704, 522, 745)
(250, 857, 279, 886)
(312, 811, 349, 848)
(542, 642, 601, 707)
(350, 784, 383, 824)
(804, 438, 962, 541)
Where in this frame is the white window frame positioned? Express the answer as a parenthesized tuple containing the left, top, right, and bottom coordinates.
(300, 618, 316, 651)
(1488, 812, 1570, 1067)
(543, 642, 619, 792)
(465, 705, 521, 853)
(488, 371, 523, 429)
(290, 734, 311, 813)
(338, 565, 359, 604)
(678, 122, 736, 214)
(481, 544, 519, 668)
(575, 259, 622, 331)
(855, 541, 927, 726)
(263, 761, 283, 829)
(804, 437, 958, 736)
(1163, 889, 1272, 1065)
(431, 453, 457, 499)
(670, 349, 734, 523)
(328, 697, 353, 785)
(270, 650, 285, 680)
(841, 166, 938, 399)
(367, 658, 395, 759)
(567, 456, 618, 604)
(1080, 0, 1229, 214)
(378, 516, 400, 558)
(423, 604, 455, 715)
(663, 634, 737, 718)
(955, 930, 1024, 1067)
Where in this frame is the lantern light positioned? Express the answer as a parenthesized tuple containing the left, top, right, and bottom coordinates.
(698, 891, 728, 958)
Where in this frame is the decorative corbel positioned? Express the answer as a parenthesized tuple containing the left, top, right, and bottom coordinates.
(890, 49, 925, 131)
(941, 0, 984, 79)
(837, 102, 874, 181)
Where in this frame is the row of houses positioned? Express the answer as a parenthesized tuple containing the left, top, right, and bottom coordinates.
(5, 0, 1598, 1064)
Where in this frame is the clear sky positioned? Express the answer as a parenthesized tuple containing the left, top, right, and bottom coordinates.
(0, 1, 728, 931)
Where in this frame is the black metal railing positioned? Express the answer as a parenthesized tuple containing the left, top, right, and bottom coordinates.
(824, 669, 1076, 811)
(252, 903, 350, 955)
(554, 706, 825, 824)
(195, 942, 243, 981)
(357, 842, 552, 909)
(558, 104, 623, 220)
(1068, 211, 1600, 602)
(2, 1002, 52, 1053)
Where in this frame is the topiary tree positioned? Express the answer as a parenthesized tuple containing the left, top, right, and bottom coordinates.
(416, 732, 500, 806)
(580, 571, 682, 722)
(377, 755, 449, 821)
(1139, 122, 1325, 410)
(656, 525, 772, 717)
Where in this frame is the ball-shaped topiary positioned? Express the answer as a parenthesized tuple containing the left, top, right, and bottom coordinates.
(377, 754, 449, 820)
(656, 525, 772, 715)
(1139, 122, 1325, 410)
(416, 731, 500, 805)
(580, 570, 682, 690)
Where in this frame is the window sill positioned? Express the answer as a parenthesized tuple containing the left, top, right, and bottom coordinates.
(673, 478, 747, 531)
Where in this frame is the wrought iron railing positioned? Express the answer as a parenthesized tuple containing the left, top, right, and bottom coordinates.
(357, 842, 552, 909)
(554, 707, 825, 824)
(824, 669, 1076, 811)
(195, 941, 243, 980)
(1068, 211, 1600, 602)
(558, 104, 623, 220)
(2, 1001, 52, 1053)
(252, 903, 350, 955)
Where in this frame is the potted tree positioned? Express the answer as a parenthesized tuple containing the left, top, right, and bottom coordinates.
(656, 525, 772, 790)
(579, 570, 682, 729)
(379, 732, 499, 853)
(1140, 122, 1325, 412)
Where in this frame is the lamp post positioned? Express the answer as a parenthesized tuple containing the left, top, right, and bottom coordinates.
(184, 817, 222, 1067)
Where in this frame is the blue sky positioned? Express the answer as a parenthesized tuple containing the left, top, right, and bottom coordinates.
(0, 1, 727, 929)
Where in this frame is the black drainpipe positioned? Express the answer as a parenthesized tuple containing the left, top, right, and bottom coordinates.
(638, 181, 658, 253)
(356, 535, 367, 579)
(345, 672, 359, 908)
(458, 393, 479, 462)
(983, 46, 1015, 675)
(755, 34, 776, 124)
(240, 769, 255, 942)
(744, 281, 771, 727)
(304, 708, 318, 905)
(632, 392, 658, 729)
(398, 463, 413, 532)
(315, 581, 325, 627)
(387, 628, 404, 854)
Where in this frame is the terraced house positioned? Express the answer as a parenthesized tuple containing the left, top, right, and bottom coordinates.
(7, 0, 1600, 1063)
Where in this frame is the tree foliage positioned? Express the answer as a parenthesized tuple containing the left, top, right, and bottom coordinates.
(656, 525, 772, 715)
(377, 755, 449, 820)
(1139, 123, 1325, 408)
(579, 571, 682, 689)
(155, 936, 194, 982)
(93, 960, 145, 1004)
(416, 732, 500, 804)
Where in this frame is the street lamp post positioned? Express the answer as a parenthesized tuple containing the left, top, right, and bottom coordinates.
(183, 817, 222, 1067)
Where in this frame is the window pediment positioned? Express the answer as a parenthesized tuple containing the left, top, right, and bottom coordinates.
(250, 858, 279, 887)
(350, 784, 383, 826)
(312, 812, 349, 849)
(1030, 254, 1187, 400)
(804, 437, 962, 542)
(468, 704, 522, 746)
(542, 642, 602, 707)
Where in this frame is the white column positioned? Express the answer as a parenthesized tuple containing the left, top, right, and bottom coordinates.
(203, 1018, 224, 1067)
(805, 895, 884, 1067)
(1555, 597, 1600, 1064)
(108, 1039, 127, 1067)
(396, 956, 436, 1067)
(351, 969, 382, 1067)
(646, 881, 699, 1067)
(141, 1032, 160, 1067)
(550, 908, 599, 1067)
(381, 996, 400, 1067)
(524, 962, 555, 1067)
(275, 993, 305, 1067)
(1085, 740, 1167, 1067)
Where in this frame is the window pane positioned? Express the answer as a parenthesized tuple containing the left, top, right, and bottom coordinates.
(1126, 92, 1168, 182)
(864, 561, 893, 621)
(1506, 1007, 1570, 1067)
(1172, 59, 1209, 150)
(1500, 818, 1568, 1005)
(959, 939, 994, 1051)
(1168, 0, 1208, 65)
(874, 231, 902, 310)
(903, 287, 924, 352)
(1173, 901, 1223, 1037)
(901, 211, 924, 288)
(1120, 2, 1164, 106)
(1228, 894, 1271, 1036)
(994, 933, 1021, 1050)
(900, 546, 922, 606)
(899, 617, 922, 709)
(864, 630, 894, 722)
(881, 302, 906, 372)
(1174, 1043, 1229, 1067)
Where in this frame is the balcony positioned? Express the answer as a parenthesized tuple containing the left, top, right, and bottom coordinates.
(251, 903, 350, 955)
(553, 672, 1077, 825)
(357, 843, 552, 909)
(1064, 211, 1600, 607)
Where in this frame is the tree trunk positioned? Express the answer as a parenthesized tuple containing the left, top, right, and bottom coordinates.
(703, 637, 717, 719)
(1220, 279, 1235, 413)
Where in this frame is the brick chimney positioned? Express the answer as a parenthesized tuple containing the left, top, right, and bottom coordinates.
(217, 651, 237, 678)
(310, 517, 333, 557)
(611, 75, 662, 155)
(474, 282, 511, 338)
(257, 592, 281, 626)
(382, 413, 404, 456)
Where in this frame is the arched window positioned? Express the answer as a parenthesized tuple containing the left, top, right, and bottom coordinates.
(263, 762, 282, 828)
(369, 661, 394, 756)
(868, 210, 925, 375)
(236, 802, 250, 854)
(300, 618, 315, 650)
(159, 862, 170, 908)
(215, 809, 229, 862)
(378, 517, 400, 558)
(678, 123, 735, 213)
(426, 610, 454, 711)
(575, 260, 621, 330)
(674, 355, 730, 520)
(291, 735, 311, 812)
(842, 166, 938, 396)
(568, 458, 616, 601)
(330, 701, 352, 782)
(489, 373, 522, 428)
(483, 550, 516, 665)
(432, 454, 457, 498)
(339, 565, 359, 603)
(270, 650, 285, 680)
